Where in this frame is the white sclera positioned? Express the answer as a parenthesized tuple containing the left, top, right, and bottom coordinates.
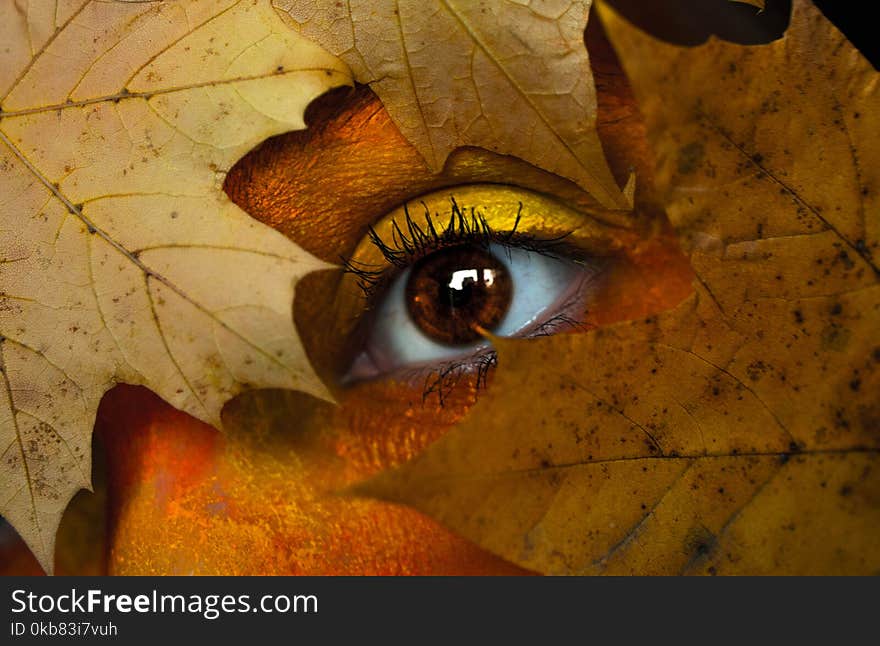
(360, 243, 586, 376)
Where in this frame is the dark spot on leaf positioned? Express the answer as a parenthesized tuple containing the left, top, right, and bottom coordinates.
(677, 141, 704, 174)
(837, 251, 855, 270)
(684, 524, 717, 559)
(821, 324, 850, 351)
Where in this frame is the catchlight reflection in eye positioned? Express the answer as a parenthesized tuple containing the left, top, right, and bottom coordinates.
(343, 185, 609, 382)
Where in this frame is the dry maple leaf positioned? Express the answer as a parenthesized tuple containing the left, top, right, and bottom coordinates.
(361, 0, 880, 574)
(0, 0, 351, 572)
(272, 0, 631, 209)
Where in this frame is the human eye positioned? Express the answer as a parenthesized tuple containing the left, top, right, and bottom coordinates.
(340, 184, 614, 386)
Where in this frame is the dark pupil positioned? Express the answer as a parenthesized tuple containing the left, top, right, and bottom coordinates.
(405, 245, 513, 346)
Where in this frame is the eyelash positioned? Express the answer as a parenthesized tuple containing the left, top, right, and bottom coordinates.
(420, 310, 590, 406)
(342, 196, 580, 302)
(341, 196, 594, 403)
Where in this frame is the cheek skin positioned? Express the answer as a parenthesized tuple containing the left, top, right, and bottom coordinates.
(97, 384, 533, 575)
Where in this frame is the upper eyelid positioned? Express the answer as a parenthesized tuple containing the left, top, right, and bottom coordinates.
(343, 187, 615, 283)
(345, 182, 621, 265)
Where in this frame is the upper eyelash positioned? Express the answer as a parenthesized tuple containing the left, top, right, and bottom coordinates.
(342, 196, 577, 300)
(370, 197, 500, 267)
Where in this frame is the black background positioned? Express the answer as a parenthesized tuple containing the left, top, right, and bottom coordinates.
(604, 1, 878, 68)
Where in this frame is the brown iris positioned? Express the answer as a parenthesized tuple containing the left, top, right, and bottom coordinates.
(405, 245, 513, 345)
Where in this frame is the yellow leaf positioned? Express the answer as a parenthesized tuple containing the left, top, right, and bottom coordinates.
(359, 0, 880, 574)
(0, 0, 351, 572)
(273, 0, 629, 209)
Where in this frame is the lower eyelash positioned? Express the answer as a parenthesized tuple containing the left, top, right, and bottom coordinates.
(421, 349, 498, 406)
(530, 312, 593, 337)
(418, 313, 594, 406)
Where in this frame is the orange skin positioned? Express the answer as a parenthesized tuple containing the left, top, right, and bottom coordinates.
(1, 19, 693, 575)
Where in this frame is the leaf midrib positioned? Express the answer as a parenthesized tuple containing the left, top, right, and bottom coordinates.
(438, 0, 622, 207)
(391, 446, 880, 486)
(0, 67, 345, 118)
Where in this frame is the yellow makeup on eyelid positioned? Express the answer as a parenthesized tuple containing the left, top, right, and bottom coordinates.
(351, 184, 619, 273)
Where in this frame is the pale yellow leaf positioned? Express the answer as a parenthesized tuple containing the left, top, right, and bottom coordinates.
(0, 0, 351, 571)
(273, 0, 629, 209)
